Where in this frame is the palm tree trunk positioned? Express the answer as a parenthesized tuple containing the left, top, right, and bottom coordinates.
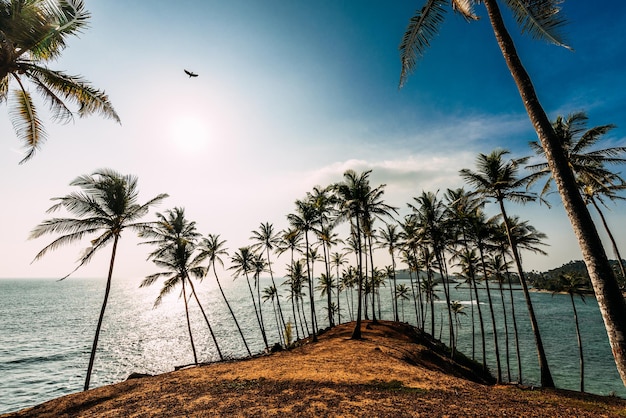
(498, 275, 511, 382)
(590, 197, 626, 283)
(478, 246, 502, 383)
(470, 267, 488, 375)
(483, 0, 626, 386)
(304, 231, 317, 342)
(499, 199, 553, 387)
(213, 265, 251, 356)
(570, 293, 585, 392)
(181, 278, 198, 366)
(266, 248, 288, 339)
(502, 250, 523, 383)
(352, 219, 365, 339)
(83, 235, 119, 391)
(245, 272, 268, 348)
(187, 278, 223, 361)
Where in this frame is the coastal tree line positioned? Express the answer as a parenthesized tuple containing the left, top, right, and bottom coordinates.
(30, 108, 626, 392)
(2, 0, 626, 396)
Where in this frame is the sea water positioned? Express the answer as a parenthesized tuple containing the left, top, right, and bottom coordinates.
(0, 277, 624, 414)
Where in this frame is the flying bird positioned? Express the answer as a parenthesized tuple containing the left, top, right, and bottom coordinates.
(184, 69, 198, 78)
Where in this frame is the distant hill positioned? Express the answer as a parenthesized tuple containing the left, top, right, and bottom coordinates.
(526, 260, 626, 292)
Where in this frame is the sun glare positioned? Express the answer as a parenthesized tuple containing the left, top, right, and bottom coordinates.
(168, 116, 210, 153)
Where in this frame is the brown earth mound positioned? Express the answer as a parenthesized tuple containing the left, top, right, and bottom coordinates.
(3, 320, 626, 417)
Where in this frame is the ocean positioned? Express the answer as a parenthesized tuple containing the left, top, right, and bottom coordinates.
(1, 276, 624, 414)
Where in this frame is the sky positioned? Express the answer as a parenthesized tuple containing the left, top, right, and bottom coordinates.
(1, 0, 625, 280)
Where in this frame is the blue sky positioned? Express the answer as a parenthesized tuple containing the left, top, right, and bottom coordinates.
(1, 1, 625, 279)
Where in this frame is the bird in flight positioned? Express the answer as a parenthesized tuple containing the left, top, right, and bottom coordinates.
(184, 69, 198, 78)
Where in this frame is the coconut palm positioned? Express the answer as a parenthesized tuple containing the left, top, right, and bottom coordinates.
(30, 169, 167, 390)
(283, 259, 308, 337)
(288, 198, 320, 341)
(399, 0, 626, 385)
(377, 223, 404, 321)
(230, 247, 268, 348)
(461, 149, 553, 387)
(262, 285, 282, 345)
(316, 273, 336, 327)
(527, 112, 626, 283)
(396, 283, 410, 322)
(140, 208, 223, 362)
(0, 0, 120, 162)
(196, 234, 251, 357)
(450, 301, 467, 348)
(554, 272, 588, 392)
(333, 169, 372, 339)
(330, 251, 349, 324)
(140, 240, 202, 365)
(251, 222, 287, 342)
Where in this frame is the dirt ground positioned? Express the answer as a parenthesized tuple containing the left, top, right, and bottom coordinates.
(4, 320, 626, 417)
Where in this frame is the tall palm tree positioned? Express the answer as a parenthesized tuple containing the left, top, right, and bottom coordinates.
(140, 240, 202, 366)
(30, 169, 167, 391)
(396, 283, 410, 322)
(461, 149, 553, 386)
(251, 222, 288, 342)
(230, 247, 268, 348)
(0, 0, 120, 162)
(287, 199, 320, 341)
(378, 223, 403, 322)
(334, 169, 372, 339)
(554, 272, 588, 392)
(284, 259, 308, 337)
(316, 273, 336, 327)
(140, 208, 223, 362)
(196, 234, 251, 357)
(399, 0, 626, 385)
(450, 300, 467, 349)
(330, 251, 349, 324)
(262, 285, 282, 345)
(527, 112, 626, 282)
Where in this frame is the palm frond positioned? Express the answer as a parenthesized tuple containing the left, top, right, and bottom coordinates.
(451, 0, 479, 21)
(399, 0, 448, 88)
(9, 85, 46, 163)
(25, 66, 120, 122)
(503, 0, 570, 49)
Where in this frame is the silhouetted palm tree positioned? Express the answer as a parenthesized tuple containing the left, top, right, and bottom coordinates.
(30, 169, 167, 391)
(230, 247, 268, 348)
(461, 149, 553, 387)
(196, 234, 251, 356)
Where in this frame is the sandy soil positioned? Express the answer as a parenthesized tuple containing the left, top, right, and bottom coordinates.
(3, 320, 626, 417)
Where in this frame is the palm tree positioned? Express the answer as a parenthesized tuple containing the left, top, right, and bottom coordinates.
(287, 198, 320, 341)
(251, 222, 288, 342)
(140, 208, 223, 362)
(396, 283, 410, 322)
(140, 240, 202, 366)
(554, 272, 588, 392)
(527, 112, 626, 282)
(378, 223, 403, 322)
(0, 0, 120, 162)
(461, 149, 553, 387)
(334, 169, 372, 339)
(196, 234, 251, 357)
(230, 247, 268, 348)
(316, 273, 335, 327)
(284, 259, 308, 337)
(30, 169, 167, 391)
(399, 0, 626, 385)
(262, 285, 282, 345)
(330, 251, 349, 324)
(450, 301, 467, 349)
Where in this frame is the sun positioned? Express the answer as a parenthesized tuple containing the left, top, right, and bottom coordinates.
(168, 116, 210, 153)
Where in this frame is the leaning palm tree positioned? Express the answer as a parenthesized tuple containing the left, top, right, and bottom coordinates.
(196, 234, 251, 357)
(0, 0, 120, 162)
(251, 222, 288, 342)
(399, 0, 626, 385)
(230, 247, 268, 348)
(527, 112, 626, 282)
(554, 272, 588, 392)
(140, 208, 223, 362)
(461, 149, 553, 387)
(377, 223, 403, 322)
(30, 169, 167, 391)
(396, 283, 411, 322)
